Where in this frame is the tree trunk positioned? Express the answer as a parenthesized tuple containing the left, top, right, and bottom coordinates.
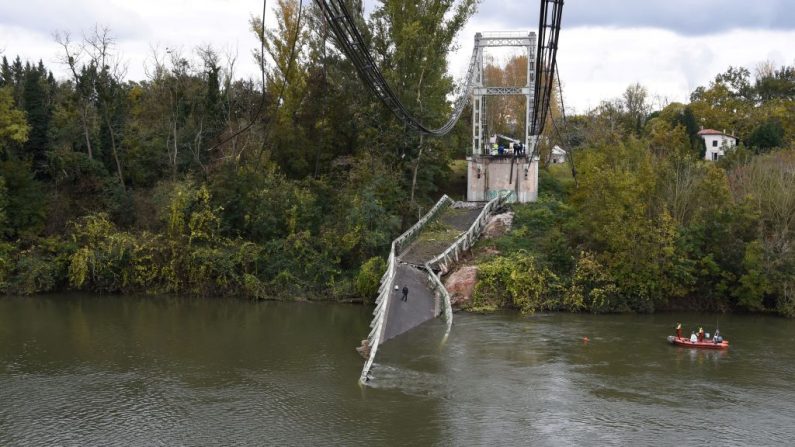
(172, 120, 179, 179)
(410, 134, 424, 219)
(104, 111, 125, 188)
(82, 106, 93, 159)
(409, 66, 426, 217)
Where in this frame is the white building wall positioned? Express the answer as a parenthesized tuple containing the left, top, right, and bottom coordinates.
(703, 134, 737, 161)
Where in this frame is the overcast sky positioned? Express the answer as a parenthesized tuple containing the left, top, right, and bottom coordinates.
(1, 0, 794, 112)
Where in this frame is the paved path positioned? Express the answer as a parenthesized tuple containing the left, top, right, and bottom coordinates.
(382, 264, 436, 342)
(380, 204, 485, 342)
(399, 205, 484, 265)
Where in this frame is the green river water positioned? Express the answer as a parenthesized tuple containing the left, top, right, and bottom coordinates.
(1, 295, 793, 446)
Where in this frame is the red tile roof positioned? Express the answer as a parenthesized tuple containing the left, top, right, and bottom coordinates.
(697, 129, 738, 139)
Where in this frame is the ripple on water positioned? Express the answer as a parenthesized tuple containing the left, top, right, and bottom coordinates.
(2, 298, 795, 446)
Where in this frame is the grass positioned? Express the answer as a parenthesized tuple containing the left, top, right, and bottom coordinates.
(417, 215, 462, 244)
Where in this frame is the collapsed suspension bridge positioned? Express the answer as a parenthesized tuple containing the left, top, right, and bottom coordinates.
(312, 0, 564, 383)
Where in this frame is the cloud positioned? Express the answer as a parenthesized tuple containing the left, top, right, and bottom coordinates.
(3, 0, 795, 115)
(0, 0, 149, 40)
(553, 27, 795, 112)
(475, 0, 795, 36)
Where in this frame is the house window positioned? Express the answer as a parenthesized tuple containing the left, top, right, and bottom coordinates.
(712, 152, 719, 161)
(712, 140, 718, 147)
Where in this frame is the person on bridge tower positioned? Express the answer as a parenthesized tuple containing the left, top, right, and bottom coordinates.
(401, 286, 409, 302)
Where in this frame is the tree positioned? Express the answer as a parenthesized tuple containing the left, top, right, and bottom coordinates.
(86, 27, 127, 187)
(370, 0, 477, 214)
(250, 0, 311, 177)
(755, 63, 795, 101)
(22, 61, 52, 176)
(55, 31, 97, 159)
(747, 119, 785, 152)
(0, 87, 29, 152)
(622, 83, 650, 135)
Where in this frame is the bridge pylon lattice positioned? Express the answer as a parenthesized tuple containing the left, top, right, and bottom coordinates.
(468, 31, 539, 204)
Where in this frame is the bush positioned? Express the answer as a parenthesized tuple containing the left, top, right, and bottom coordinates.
(563, 251, 622, 313)
(0, 241, 13, 292)
(355, 256, 386, 303)
(473, 251, 559, 314)
(11, 237, 73, 295)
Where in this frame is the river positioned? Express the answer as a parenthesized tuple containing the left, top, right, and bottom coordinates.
(1, 295, 793, 446)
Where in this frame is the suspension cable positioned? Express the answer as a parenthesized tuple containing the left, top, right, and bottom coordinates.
(314, 0, 479, 136)
(210, 0, 305, 157)
(529, 0, 564, 159)
(554, 59, 577, 182)
(208, 0, 269, 153)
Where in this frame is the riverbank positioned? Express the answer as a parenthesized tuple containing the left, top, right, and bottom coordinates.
(443, 155, 795, 318)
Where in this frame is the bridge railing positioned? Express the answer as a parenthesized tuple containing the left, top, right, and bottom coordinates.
(427, 192, 510, 273)
(424, 262, 452, 329)
(394, 195, 455, 255)
(359, 195, 455, 384)
(420, 193, 509, 333)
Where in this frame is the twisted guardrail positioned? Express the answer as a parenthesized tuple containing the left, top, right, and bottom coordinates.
(427, 192, 511, 273)
(359, 195, 454, 384)
(360, 193, 508, 384)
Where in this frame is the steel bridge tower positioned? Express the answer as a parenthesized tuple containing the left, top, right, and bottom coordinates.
(468, 31, 539, 203)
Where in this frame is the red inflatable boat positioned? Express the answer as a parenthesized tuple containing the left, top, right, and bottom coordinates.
(667, 336, 729, 350)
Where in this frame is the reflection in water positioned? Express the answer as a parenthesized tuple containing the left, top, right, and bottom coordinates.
(1, 297, 794, 445)
(681, 346, 728, 365)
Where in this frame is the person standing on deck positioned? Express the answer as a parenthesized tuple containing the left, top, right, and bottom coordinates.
(401, 286, 409, 302)
(697, 327, 705, 342)
(675, 322, 682, 339)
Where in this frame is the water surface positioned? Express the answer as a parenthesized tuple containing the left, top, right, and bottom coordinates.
(1, 296, 793, 446)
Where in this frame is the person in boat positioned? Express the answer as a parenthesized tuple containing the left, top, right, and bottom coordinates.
(675, 322, 682, 338)
(690, 331, 698, 343)
(713, 329, 723, 344)
(697, 327, 705, 342)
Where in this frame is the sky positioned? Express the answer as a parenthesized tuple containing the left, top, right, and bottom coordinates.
(1, 0, 795, 113)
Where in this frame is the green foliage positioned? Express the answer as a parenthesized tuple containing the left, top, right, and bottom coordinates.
(354, 256, 386, 303)
(0, 29, 793, 321)
(12, 237, 72, 295)
(21, 61, 51, 175)
(747, 119, 785, 152)
(474, 251, 559, 314)
(563, 251, 620, 313)
(0, 177, 8, 235)
(0, 241, 13, 292)
(0, 159, 46, 238)
(0, 86, 29, 151)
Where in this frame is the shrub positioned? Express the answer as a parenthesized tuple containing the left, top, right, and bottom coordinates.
(355, 256, 386, 303)
(473, 251, 559, 314)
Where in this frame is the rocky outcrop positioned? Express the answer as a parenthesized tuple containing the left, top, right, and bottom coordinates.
(443, 265, 479, 307)
(482, 212, 514, 239)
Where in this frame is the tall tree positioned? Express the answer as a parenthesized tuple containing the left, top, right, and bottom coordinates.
(22, 61, 52, 176)
(55, 32, 98, 160)
(0, 87, 29, 152)
(370, 0, 478, 213)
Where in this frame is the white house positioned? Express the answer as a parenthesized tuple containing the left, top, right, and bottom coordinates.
(698, 129, 738, 161)
(550, 145, 567, 164)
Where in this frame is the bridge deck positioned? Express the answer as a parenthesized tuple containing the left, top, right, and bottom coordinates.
(398, 205, 484, 266)
(383, 264, 437, 342)
(381, 204, 485, 342)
